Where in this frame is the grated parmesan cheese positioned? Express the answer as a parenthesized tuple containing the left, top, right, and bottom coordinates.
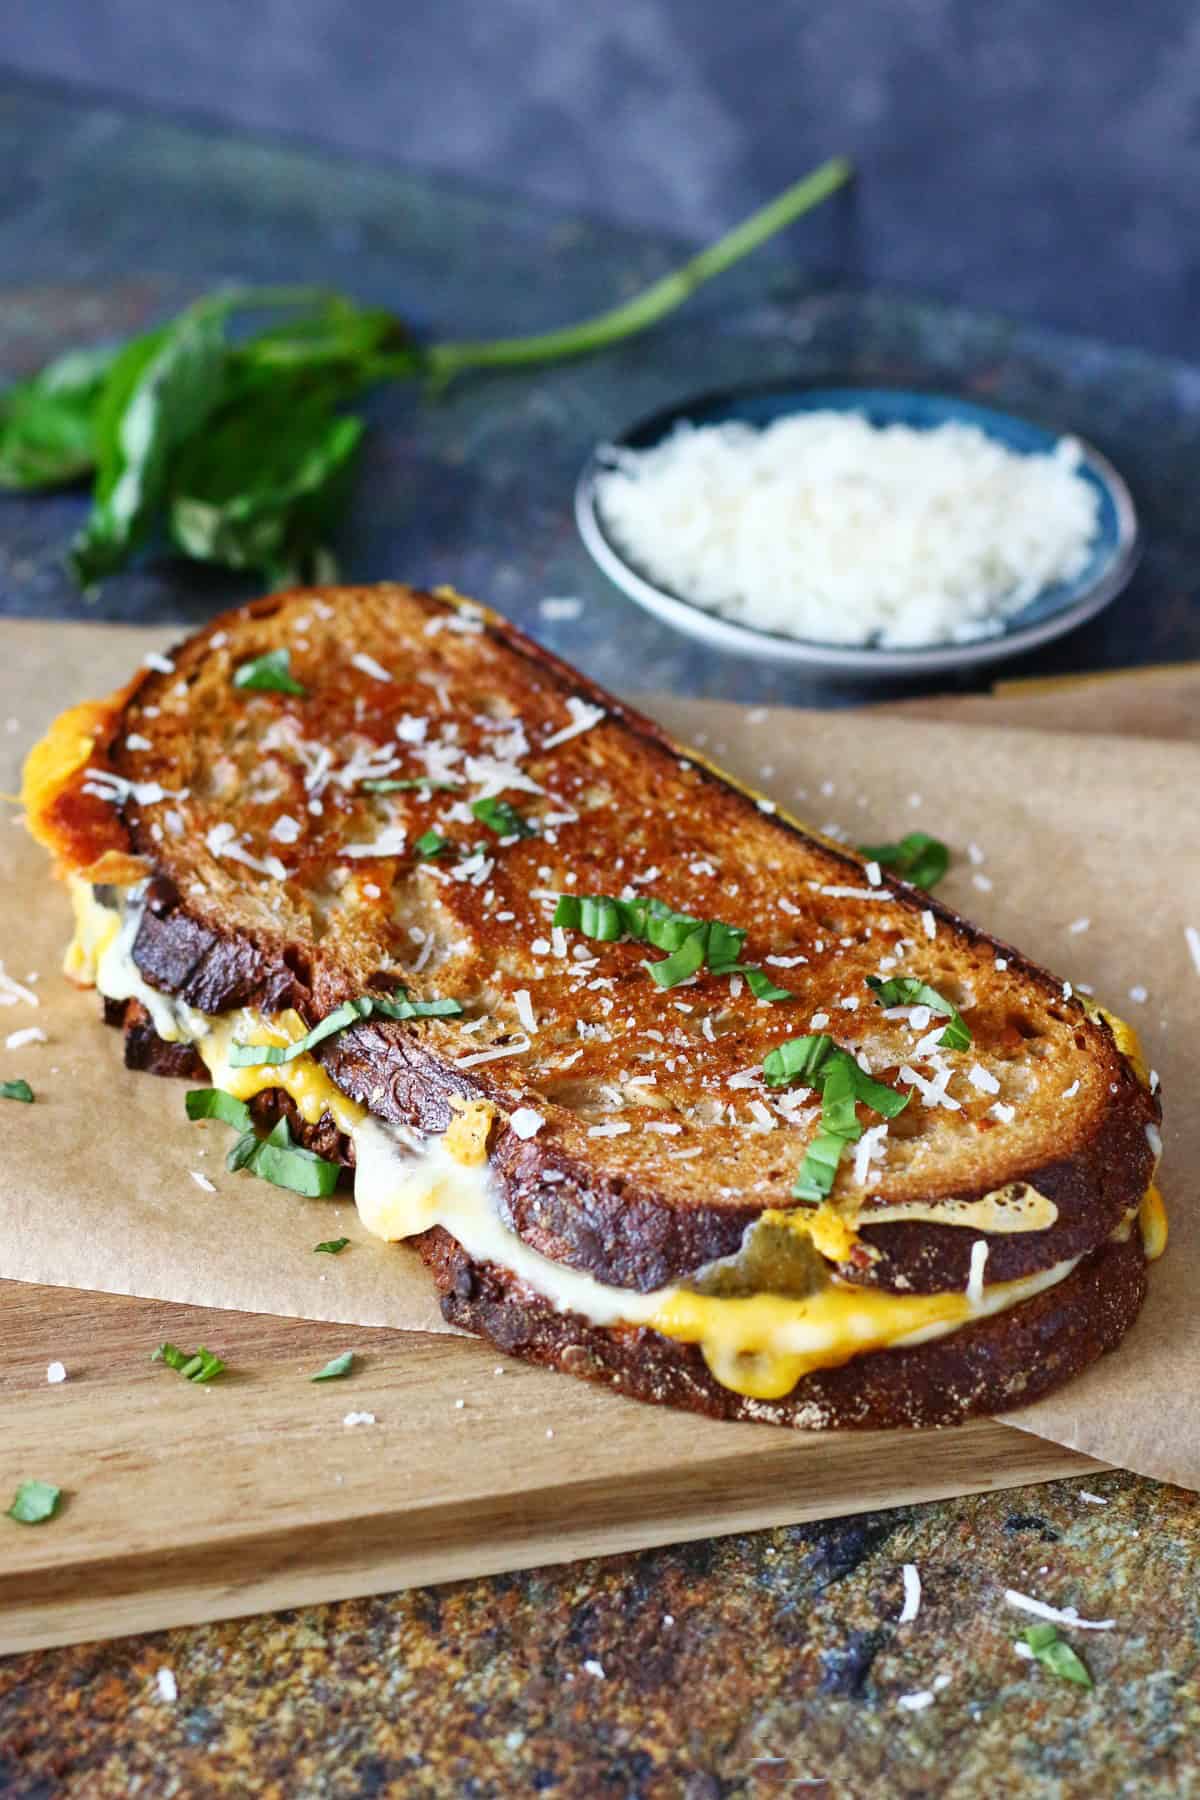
(596, 414, 1099, 648)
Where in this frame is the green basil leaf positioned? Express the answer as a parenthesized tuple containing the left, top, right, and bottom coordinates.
(310, 1350, 356, 1382)
(762, 1036, 908, 1200)
(762, 1034, 835, 1088)
(0, 1078, 34, 1103)
(858, 832, 950, 891)
(722, 965, 792, 1004)
(314, 1237, 350, 1255)
(1021, 1624, 1093, 1688)
(186, 1087, 253, 1132)
(226, 1130, 260, 1173)
(232, 647, 307, 697)
(0, 344, 121, 489)
(244, 1115, 342, 1198)
(238, 296, 405, 376)
(153, 1341, 226, 1383)
(70, 301, 231, 586)
(414, 829, 451, 859)
(645, 925, 707, 989)
(168, 381, 363, 590)
(228, 990, 462, 1067)
(865, 975, 971, 1051)
(471, 796, 536, 838)
(792, 1124, 853, 1202)
(6, 1480, 62, 1524)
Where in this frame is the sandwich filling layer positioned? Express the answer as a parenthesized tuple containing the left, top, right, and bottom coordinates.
(66, 878, 1155, 1402)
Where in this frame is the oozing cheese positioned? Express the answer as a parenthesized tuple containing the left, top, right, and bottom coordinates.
(65, 882, 1148, 1402)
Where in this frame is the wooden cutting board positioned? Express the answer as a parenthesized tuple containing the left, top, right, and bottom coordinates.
(12, 653, 1182, 1656)
(1, 1283, 1100, 1655)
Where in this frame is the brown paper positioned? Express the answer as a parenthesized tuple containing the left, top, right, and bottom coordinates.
(2, 622, 1197, 1486)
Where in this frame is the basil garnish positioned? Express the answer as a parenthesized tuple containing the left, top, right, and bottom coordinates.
(311, 1350, 356, 1382)
(237, 1116, 342, 1198)
(553, 893, 791, 1002)
(0, 1078, 34, 1103)
(414, 829, 452, 859)
(153, 1342, 226, 1383)
(866, 975, 971, 1051)
(228, 991, 462, 1068)
(6, 1480, 61, 1525)
(857, 832, 949, 890)
(1021, 1624, 1093, 1688)
(471, 797, 536, 838)
(314, 1237, 350, 1255)
(186, 1087, 253, 1132)
(762, 1033, 909, 1202)
(233, 647, 306, 696)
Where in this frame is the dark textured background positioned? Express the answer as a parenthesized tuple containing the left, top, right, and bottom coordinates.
(4, 0, 1200, 358)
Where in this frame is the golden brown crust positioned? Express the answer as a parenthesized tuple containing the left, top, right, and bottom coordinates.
(419, 1225, 1149, 1430)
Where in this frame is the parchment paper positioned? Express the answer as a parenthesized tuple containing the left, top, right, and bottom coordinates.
(2, 621, 1196, 1486)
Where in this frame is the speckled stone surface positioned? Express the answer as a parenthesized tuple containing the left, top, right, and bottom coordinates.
(2, 1472, 1197, 1797)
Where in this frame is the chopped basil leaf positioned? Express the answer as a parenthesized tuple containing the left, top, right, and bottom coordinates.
(857, 832, 950, 890)
(555, 892, 787, 999)
(311, 1350, 356, 1382)
(865, 974, 971, 1051)
(362, 777, 455, 793)
(314, 1237, 350, 1255)
(226, 1130, 260, 1173)
(0, 1078, 34, 1103)
(724, 965, 793, 1004)
(6, 1480, 61, 1524)
(232, 647, 306, 697)
(762, 1033, 909, 1201)
(228, 990, 462, 1067)
(1021, 1624, 1093, 1688)
(414, 829, 451, 859)
(471, 796, 536, 838)
(247, 1116, 341, 1197)
(153, 1341, 226, 1383)
(186, 1087, 253, 1132)
(644, 926, 707, 989)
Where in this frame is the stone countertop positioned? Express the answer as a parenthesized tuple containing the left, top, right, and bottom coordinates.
(2, 1471, 1197, 1796)
(1, 81, 1197, 1796)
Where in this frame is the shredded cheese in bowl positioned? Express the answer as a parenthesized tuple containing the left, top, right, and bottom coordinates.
(595, 413, 1100, 649)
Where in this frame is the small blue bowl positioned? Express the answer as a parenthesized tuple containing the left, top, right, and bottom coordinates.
(575, 384, 1139, 677)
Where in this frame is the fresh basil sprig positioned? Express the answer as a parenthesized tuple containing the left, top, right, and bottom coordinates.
(865, 975, 971, 1051)
(153, 1342, 226, 1383)
(0, 345, 120, 488)
(857, 832, 950, 890)
(471, 797, 536, 838)
(233, 647, 306, 697)
(553, 892, 791, 1002)
(1021, 1624, 1093, 1688)
(762, 1033, 909, 1202)
(6, 1480, 61, 1525)
(2, 163, 850, 589)
(228, 990, 462, 1068)
(0, 1078, 34, 1103)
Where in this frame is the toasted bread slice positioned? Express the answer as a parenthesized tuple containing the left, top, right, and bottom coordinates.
(25, 583, 1163, 1427)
